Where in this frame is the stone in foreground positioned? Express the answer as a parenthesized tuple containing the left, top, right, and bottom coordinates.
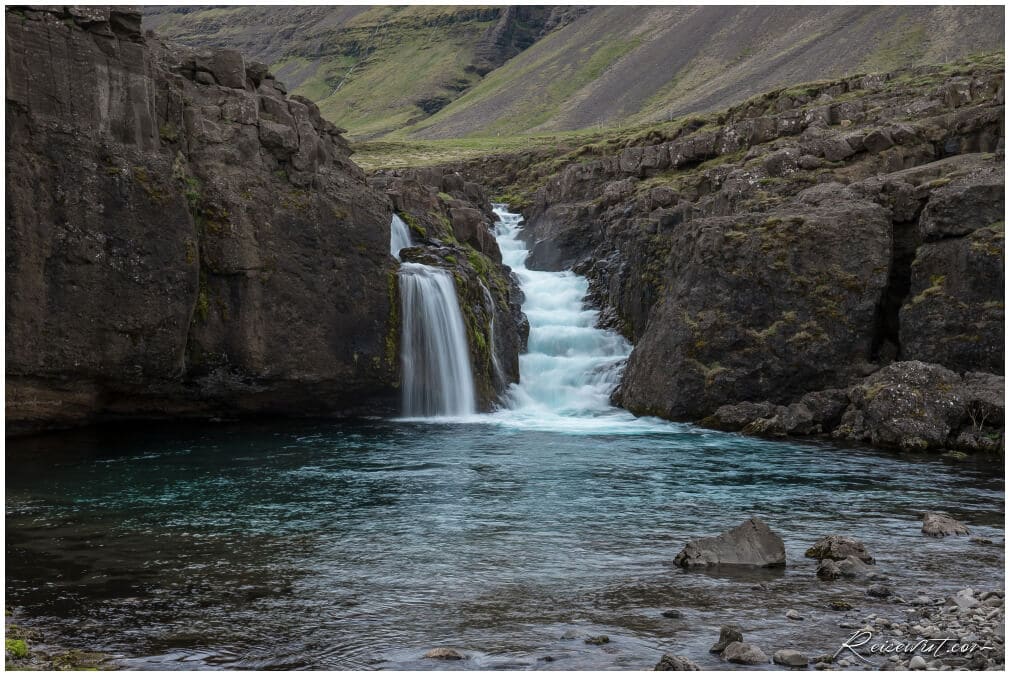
(805, 535, 875, 563)
(922, 512, 970, 537)
(709, 625, 744, 653)
(424, 647, 465, 660)
(674, 517, 786, 568)
(722, 641, 769, 664)
(816, 555, 881, 581)
(655, 654, 701, 670)
(773, 649, 810, 667)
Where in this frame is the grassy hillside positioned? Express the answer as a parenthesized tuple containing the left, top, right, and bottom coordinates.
(146, 6, 1004, 141)
(355, 51, 1005, 179)
(143, 6, 583, 139)
(406, 5, 1005, 139)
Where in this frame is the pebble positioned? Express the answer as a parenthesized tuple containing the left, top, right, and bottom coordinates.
(584, 635, 610, 645)
(909, 655, 927, 670)
(785, 609, 804, 620)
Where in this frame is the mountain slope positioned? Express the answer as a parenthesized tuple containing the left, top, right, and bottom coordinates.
(409, 5, 1005, 138)
(145, 6, 1003, 141)
(143, 5, 584, 138)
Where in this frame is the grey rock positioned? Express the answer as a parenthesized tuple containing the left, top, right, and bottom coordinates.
(722, 641, 769, 665)
(922, 512, 970, 537)
(774, 649, 810, 667)
(674, 517, 786, 568)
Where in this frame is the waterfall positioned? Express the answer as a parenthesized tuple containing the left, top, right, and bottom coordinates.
(491, 205, 646, 429)
(398, 262, 476, 417)
(390, 214, 412, 260)
(479, 280, 507, 392)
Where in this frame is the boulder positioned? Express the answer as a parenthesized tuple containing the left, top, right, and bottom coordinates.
(805, 535, 875, 563)
(922, 512, 970, 537)
(773, 649, 810, 667)
(833, 361, 966, 451)
(674, 518, 786, 568)
(816, 555, 880, 581)
(702, 401, 782, 431)
(722, 642, 769, 665)
(710, 625, 744, 653)
(655, 654, 701, 670)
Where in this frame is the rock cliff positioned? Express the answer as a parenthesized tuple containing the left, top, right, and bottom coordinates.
(6, 6, 398, 433)
(369, 167, 528, 409)
(457, 55, 1004, 453)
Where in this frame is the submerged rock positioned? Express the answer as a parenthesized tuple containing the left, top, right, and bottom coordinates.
(655, 654, 701, 670)
(922, 512, 970, 537)
(805, 535, 875, 563)
(423, 647, 466, 660)
(674, 517, 786, 568)
(584, 635, 610, 645)
(722, 641, 769, 665)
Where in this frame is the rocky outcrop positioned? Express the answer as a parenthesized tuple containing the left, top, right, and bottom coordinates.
(369, 167, 527, 409)
(6, 7, 397, 433)
(701, 361, 1004, 453)
(674, 517, 786, 568)
(460, 56, 1003, 455)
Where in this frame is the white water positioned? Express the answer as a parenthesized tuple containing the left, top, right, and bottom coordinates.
(488, 205, 674, 434)
(390, 214, 412, 260)
(399, 262, 477, 417)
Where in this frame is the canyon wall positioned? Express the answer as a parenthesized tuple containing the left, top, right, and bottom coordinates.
(465, 57, 1005, 453)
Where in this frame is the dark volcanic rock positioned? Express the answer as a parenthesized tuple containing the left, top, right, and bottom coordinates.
(620, 198, 891, 420)
(6, 7, 398, 433)
(675, 517, 786, 568)
(832, 361, 966, 451)
(899, 221, 1004, 374)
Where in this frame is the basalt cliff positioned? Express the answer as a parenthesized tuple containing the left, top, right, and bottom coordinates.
(6, 6, 524, 435)
(456, 56, 1005, 455)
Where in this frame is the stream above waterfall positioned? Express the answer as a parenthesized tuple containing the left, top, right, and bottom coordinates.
(5, 209, 1004, 670)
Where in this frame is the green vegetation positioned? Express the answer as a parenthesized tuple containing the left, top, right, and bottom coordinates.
(6, 639, 28, 660)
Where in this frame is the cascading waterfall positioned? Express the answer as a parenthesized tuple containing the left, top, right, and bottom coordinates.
(390, 213, 412, 260)
(490, 205, 659, 432)
(398, 264, 477, 417)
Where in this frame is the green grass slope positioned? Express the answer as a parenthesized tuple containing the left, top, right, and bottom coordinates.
(143, 6, 584, 139)
(144, 6, 503, 138)
(405, 5, 1005, 139)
